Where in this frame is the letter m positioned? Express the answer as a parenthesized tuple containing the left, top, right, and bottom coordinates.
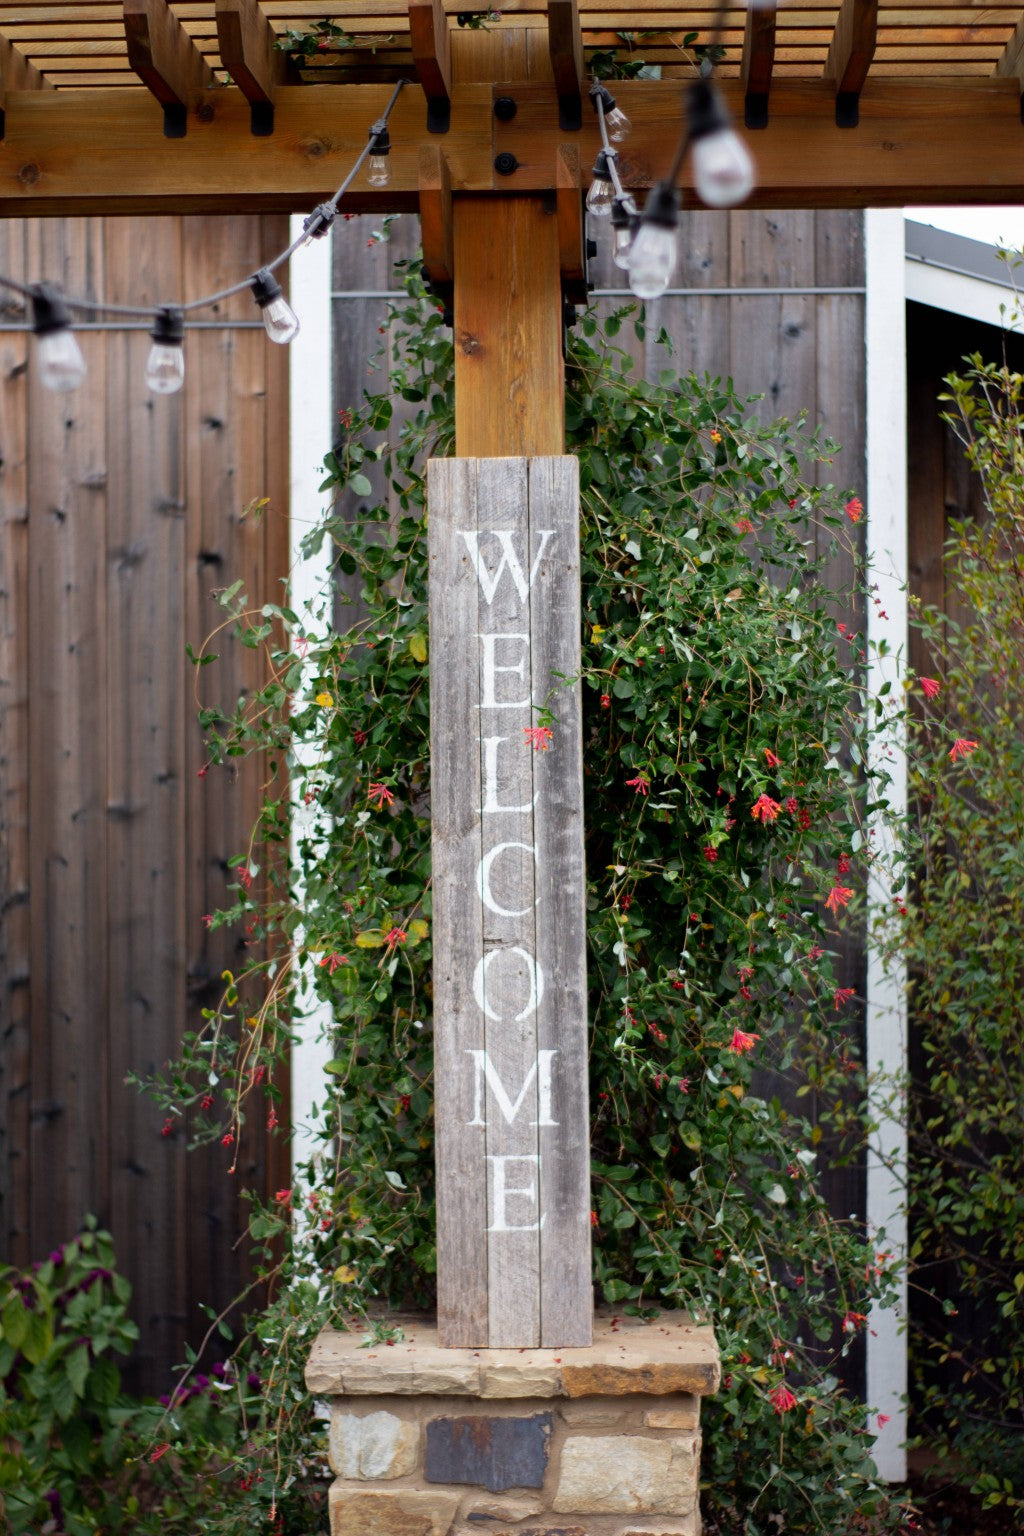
(466, 1050, 558, 1127)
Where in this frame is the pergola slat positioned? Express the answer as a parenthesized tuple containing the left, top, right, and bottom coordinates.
(825, 0, 880, 121)
(122, 0, 213, 135)
(993, 7, 1024, 113)
(548, 0, 585, 130)
(0, 29, 51, 140)
(216, 0, 295, 133)
(408, 0, 451, 130)
(742, 0, 778, 126)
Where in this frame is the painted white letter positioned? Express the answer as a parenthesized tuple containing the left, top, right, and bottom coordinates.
(479, 632, 531, 710)
(460, 529, 555, 606)
(482, 737, 536, 814)
(466, 1050, 558, 1127)
(486, 1154, 545, 1232)
(478, 842, 539, 918)
(472, 947, 545, 1023)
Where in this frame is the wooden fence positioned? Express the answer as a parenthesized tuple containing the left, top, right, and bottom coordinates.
(0, 214, 290, 1392)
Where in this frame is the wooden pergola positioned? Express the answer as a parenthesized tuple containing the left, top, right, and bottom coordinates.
(0, 2, 992, 1354)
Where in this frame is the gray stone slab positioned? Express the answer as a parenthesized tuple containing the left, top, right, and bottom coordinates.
(424, 1412, 553, 1492)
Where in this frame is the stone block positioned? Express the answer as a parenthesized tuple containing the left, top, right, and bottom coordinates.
(621, 1520, 700, 1536)
(425, 1413, 553, 1492)
(561, 1362, 716, 1398)
(458, 1528, 588, 1536)
(462, 1495, 545, 1521)
(644, 1401, 700, 1431)
(330, 1410, 419, 1479)
(329, 1486, 460, 1536)
(479, 1359, 562, 1398)
(552, 1435, 698, 1515)
(558, 1398, 627, 1425)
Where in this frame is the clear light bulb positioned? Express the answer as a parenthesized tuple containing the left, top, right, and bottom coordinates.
(36, 327, 87, 392)
(30, 283, 87, 392)
(605, 104, 632, 143)
(251, 267, 300, 345)
(691, 126, 756, 208)
(586, 175, 616, 218)
(367, 153, 391, 188)
(628, 223, 677, 299)
(145, 342, 185, 394)
(611, 194, 638, 271)
(627, 182, 680, 301)
(146, 305, 185, 394)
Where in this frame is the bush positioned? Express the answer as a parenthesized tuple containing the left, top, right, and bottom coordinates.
(887, 353, 1024, 1520)
(141, 270, 905, 1534)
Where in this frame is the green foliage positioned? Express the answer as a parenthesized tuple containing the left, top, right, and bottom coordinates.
(883, 354, 1024, 1518)
(139, 268, 906, 1534)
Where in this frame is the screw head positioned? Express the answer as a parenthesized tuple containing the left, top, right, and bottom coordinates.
(494, 96, 517, 121)
(494, 151, 519, 176)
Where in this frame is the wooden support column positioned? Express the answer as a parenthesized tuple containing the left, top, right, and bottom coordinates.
(123, 0, 214, 138)
(452, 196, 565, 459)
(215, 0, 295, 136)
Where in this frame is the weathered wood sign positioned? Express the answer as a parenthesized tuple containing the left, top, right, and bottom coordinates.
(428, 457, 591, 1348)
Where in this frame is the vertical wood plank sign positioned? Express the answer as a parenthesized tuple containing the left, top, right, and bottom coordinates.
(429, 456, 591, 1349)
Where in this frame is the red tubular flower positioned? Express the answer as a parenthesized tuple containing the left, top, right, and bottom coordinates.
(833, 986, 856, 1010)
(626, 773, 650, 796)
(825, 884, 854, 915)
(727, 1028, 760, 1055)
(751, 793, 782, 824)
(702, 845, 718, 863)
(524, 725, 554, 751)
(367, 781, 394, 808)
(844, 496, 864, 524)
(919, 676, 940, 699)
(763, 748, 781, 768)
(384, 926, 407, 950)
(769, 1383, 799, 1414)
(948, 738, 978, 762)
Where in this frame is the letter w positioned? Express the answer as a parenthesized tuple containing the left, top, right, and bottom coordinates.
(459, 529, 555, 606)
(466, 1049, 558, 1127)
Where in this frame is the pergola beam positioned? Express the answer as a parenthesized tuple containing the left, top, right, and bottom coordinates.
(2, 79, 1024, 214)
(742, 1, 778, 128)
(123, 0, 214, 137)
(215, 0, 295, 135)
(825, 0, 880, 125)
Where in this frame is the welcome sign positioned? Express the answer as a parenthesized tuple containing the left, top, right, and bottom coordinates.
(428, 457, 591, 1348)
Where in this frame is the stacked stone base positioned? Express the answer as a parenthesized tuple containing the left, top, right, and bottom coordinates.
(305, 1311, 720, 1536)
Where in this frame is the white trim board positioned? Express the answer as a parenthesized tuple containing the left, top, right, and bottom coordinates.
(905, 218, 1023, 331)
(865, 208, 910, 1483)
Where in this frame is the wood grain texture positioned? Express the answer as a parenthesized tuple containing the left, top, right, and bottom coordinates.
(27, 218, 110, 1262)
(123, 0, 214, 107)
(548, 0, 585, 99)
(528, 456, 590, 1348)
(452, 197, 564, 458)
(0, 222, 31, 1264)
(475, 456, 540, 1348)
(825, 0, 880, 91)
(429, 457, 489, 1346)
(418, 142, 453, 284)
(409, 0, 452, 104)
(215, 0, 292, 105)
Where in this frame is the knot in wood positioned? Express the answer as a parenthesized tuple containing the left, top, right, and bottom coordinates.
(18, 163, 40, 187)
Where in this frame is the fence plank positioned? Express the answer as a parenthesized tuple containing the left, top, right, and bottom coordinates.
(529, 455, 590, 1347)
(429, 457, 489, 1346)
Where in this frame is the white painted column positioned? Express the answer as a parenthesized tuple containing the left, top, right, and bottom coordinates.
(287, 216, 336, 1181)
(864, 208, 909, 1481)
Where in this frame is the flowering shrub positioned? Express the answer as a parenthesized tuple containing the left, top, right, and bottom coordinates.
(141, 270, 905, 1533)
(881, 353, 1024, 1515)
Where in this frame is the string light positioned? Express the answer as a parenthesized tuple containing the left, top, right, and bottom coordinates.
(588, 81, 631, 144)
(251, 268, 301, 345)
(30, 285, 87, 393)
(625, 184, 681, 299)
(687, 79, 756, 209)
(145, 306, 185, 394)
(0, 78, 411, 394)
(585, 150, 617, 218)
(367, 119, 392, 188)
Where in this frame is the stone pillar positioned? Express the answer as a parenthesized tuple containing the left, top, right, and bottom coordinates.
(305, 1311, 720, 1536)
